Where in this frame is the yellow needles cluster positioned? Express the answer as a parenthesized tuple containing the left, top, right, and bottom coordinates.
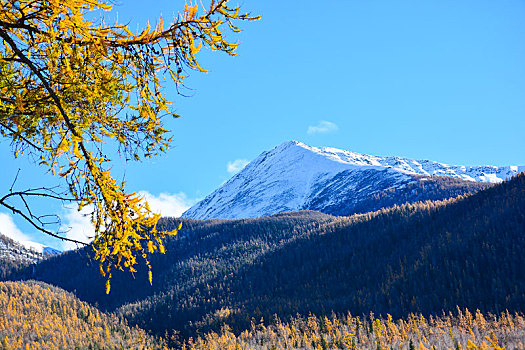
(0, 0, 259, 292)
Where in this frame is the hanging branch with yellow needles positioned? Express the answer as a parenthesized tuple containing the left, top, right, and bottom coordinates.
(0, 0, 259, 292)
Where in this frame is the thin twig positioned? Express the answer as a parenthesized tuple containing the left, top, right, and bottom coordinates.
(0, 199, 87, 245)
(9, 169, 20, 193)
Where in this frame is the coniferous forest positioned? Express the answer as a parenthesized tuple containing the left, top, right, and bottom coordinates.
(1, 174, 524, 348)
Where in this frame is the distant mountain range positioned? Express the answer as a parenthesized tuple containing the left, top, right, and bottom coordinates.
(0, 233, 43, 264)
(183, 141, 524, 219)
(0, 233, 43, 278)
(0, 233, 61, 278)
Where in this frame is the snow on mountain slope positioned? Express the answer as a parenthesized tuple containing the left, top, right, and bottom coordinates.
(0, 234, 43, 265)
(182, 141, 524, 220)
(282, 141, 522, 182)
(0, 232, 61, 268)
(20, 241, 61, 256)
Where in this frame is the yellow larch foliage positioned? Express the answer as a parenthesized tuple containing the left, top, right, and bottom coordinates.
(184, 309, 525, 350)
(0, 281, 166, 349)
(0, 0, 259, 290)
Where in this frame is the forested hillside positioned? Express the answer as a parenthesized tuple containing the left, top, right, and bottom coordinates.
(0, 280, 166, 349)
(5, 174, 525, 345)
(8, 211, 336, 312)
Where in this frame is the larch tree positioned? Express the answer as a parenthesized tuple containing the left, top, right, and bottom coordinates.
(0, 0, 259, 292)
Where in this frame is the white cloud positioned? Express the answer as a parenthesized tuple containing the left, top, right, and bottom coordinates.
(61, 205, 95, 251)
(61, 191, 197, 251)
(0, 191, 199, 251)
(307, 120, 339, 135)
(138, 191, 198, 218)
(0, 212, 32, 242)
(227, 159, 250, 174)
(0, 210, 87, 252)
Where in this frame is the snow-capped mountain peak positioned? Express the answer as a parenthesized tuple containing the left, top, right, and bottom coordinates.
(182, 141, 524, 220)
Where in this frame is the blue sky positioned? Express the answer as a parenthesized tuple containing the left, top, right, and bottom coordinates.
(1, 0, 524, 248)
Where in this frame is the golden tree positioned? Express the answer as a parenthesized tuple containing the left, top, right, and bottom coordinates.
(0, 0, 258, 292)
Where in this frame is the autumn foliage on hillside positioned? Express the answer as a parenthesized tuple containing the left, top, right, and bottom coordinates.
(0, 281, 166, 349)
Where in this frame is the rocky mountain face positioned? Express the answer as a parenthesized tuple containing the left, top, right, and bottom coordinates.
(183, 141, 524, 219)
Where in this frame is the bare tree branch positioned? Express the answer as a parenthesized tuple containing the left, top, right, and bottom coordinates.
(0, 186, 88, 245)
